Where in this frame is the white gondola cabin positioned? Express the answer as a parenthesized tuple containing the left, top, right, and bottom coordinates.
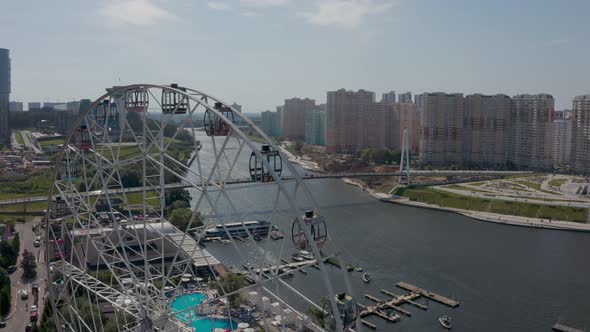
(162, 83, 188, 114)
(204, 102, 234, 136)
(125, 89, 149, 113)
(291, 210, 328, 251)
(249, 144, 282, 182)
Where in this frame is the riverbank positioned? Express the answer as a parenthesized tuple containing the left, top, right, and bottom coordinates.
(384, 197, 590, 232)
(339, 177, 590, 232)
(278, 145, 323, 173)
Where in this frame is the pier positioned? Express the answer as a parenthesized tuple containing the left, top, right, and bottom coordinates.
(237, 259, 317, 276)
(396, 281, 459, 307)
(359, 281, 459, 328)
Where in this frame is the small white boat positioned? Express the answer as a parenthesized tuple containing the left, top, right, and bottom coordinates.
(439, 316, 451, 329)
(362, 273, 371, 283)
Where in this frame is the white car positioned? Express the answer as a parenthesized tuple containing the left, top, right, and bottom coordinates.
(30, 304, 38, 312)
(19, 289, 28, 299)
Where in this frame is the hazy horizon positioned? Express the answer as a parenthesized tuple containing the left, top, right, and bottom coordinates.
(2, 0, 589, 111)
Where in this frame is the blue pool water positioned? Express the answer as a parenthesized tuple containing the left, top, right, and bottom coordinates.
(171, 293, 238, 331)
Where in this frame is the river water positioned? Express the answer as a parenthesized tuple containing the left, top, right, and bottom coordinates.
(188, 131, 590, 331)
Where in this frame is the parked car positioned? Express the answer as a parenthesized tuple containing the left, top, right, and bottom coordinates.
(29, 311, 38, 322)
(25, 322, 33, 332)
(34, 240, 40, 247)
(30, 304, 38, 312)
(19, 289, 28, 299)
(6, 265, 17, 274)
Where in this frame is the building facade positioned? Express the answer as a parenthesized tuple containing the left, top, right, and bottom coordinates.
(463, 94, 510, 166)
(398, 92, 412, 103)
(281, 98, 315, 140)
(397, 102, 420, 154)
(367, 102, 392, 149)
(509, 94, 554, 169)
(9, 101, 23, 112)
(260, 110, 282, 137)
(28, 102, 41, 111)
(419, 93, 464, 165)
(304, 109, 325, 145)
(381, 91, 396, 104)
(326, 89, 376, 153)
(0, 49, 10, 143)
(553, 116, 573, 168)
(571, 95, 590, 173)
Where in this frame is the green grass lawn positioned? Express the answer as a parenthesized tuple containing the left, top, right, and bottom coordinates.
(0, 200, 48, 213)
(395, 187, 587, 223)
(443, 184, 491, 193)
(549, 179, 567, 187)
(0, 172, 52, 200)
(39, 138, 64, 146)
(15, 132, 24, 145)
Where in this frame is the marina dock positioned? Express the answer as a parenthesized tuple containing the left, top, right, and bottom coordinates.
(359, 281, 459, 329)
(237, 259, 317, 276)
(396, 281, 460, 307)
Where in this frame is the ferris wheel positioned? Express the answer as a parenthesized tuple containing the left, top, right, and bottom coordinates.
(45, 84, 359, 332)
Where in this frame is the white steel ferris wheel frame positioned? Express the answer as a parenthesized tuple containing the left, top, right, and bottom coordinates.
(45, 84, 357, 332)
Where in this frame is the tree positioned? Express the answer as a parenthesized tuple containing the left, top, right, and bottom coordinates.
(165, 188, 191, 207)
(21, 249, 37, 279)
(166, 199, 189, 215)
(0, 269, 10, 316)
(209, 273, 245, 307)
(168, 208, 202, 232)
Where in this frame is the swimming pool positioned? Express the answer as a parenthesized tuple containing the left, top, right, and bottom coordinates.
(171, 293, 238, 331)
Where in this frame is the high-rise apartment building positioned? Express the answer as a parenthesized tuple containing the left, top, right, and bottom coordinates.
(261, 110, 282, 137)
(28, 102, 41, 111)
(398, 92, 412, 103)
(419, 93, 464, 164)
(463, 94, 510, 166)
(368, 102, 393, 149)
(304, 109, 325, 146)
(9, 101, 23, 112)
(553, 114, 573, 168)
(281, 98, 315, 140)
(326, 89, 376, 153)
(571, 95, 590, 173)
(0, 49, 10, 143)
(381, 91, 396, 104)
(509, 94, 554, 169)
(397, 102, 420, 154)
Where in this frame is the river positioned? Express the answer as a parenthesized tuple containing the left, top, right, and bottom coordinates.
(188, 131, 590, 331)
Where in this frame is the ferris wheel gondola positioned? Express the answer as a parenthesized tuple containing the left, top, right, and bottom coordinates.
(292, 210, 328, 252)
(162, 83, 189, 114)
(249, 144, 282, 182)
(204, 102, 234, 136)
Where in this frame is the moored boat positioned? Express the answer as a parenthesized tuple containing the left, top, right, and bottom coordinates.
(439, 316, 452, 329)
(362, 272, 371, 283)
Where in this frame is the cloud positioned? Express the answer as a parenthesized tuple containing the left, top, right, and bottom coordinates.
(542, 38, 569, 47)
(208, 1, 232, 10)
(240, 0, 289, 7)
(297, 0, 393, 28)
(100, 0, 178, 26)
(241, 11, 263, 17)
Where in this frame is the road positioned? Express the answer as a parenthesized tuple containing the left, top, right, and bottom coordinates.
(6, 218, 48, 332)
(20, 131, 43, 155)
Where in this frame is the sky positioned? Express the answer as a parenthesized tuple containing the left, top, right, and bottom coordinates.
(1, 0, 589, 111)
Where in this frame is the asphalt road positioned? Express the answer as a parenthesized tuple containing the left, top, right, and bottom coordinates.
(6, 218, 48, 332)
